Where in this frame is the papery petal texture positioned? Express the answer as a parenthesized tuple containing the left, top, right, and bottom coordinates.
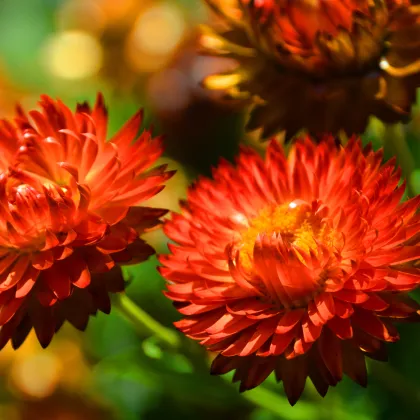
(201, 0, 420, 140)
(160, 136, 420, 404)
(0, 94, 173, 349)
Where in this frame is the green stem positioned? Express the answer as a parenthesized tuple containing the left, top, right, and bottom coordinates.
(384, 123, 416, 197)
(114, 293, 181, 349)
(114, 294, 314, 415)
(242, 386, 320, 419)
(218, 371, 323, 419)
(370, 361, 420, 406)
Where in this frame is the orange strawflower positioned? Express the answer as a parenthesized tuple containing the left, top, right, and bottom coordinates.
(201, 0, 420, 140)
(160, 137, 420, 404)
(0, 94, 173, 349)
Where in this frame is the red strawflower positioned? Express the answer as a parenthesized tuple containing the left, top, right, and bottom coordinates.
(0, 94, 173, 349)
(160, 137, 420, 404)
(201, 0, 420, 139)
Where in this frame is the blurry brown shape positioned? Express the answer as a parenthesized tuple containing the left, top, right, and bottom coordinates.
(57, 0, 190, 92)
(17, 391, 115, 420)
(56, 0, 107, 34)
(147, 33, 240, 114)
(0, 323, 107, 418)
(57, 0, 139, 33)
(146, 34, 245, 173)
(201, 0, 420, 141)
(0, 328, 91, 400)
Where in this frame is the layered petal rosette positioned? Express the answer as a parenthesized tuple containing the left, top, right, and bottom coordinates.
(0, 94, 173, 349)
(201, 0, 420, 140)
(160, 137, 420, 404)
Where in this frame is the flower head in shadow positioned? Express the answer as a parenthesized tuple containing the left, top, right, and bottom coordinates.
(201, 0, 420, 140)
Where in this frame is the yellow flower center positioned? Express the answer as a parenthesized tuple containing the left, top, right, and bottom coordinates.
(239, 200, 337, 270)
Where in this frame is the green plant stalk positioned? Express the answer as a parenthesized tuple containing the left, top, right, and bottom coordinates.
(114, 293, 181, 349)
(383, 123, 416, 197)
(114, 294, 420, 416)
(114, 294, 296, 415)
(114, 293, 324, 415)
(242, 386, 321, 419)
(369, 361, 420, 407)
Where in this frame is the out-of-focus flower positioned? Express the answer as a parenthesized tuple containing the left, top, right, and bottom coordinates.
(147, 34, 239, 116)
(55, 0, 194, 91)
(0, 94, 173, 349)
(160, 137, 420, 404)
(0, 329, 91, 399)
(11, 391, 115, 420)
(201, 0, 420, 140)
(145, 34, 245, 173)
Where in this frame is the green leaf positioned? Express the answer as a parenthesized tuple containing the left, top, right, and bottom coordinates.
(94, 346, 246, 410)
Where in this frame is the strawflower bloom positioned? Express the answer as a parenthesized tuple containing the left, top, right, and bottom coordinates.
(201, 0, 420, 140)
(0, 94, 173, 349)
(160, 137, 420, 404)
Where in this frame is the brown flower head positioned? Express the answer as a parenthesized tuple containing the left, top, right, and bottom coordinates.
(0, 94, 173, 349)
(159, 136, 420, 404)
(201, 0, 420, 140)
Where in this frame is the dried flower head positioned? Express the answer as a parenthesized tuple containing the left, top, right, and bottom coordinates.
(0, 94, 173, 349)
(160, 136, 420, 404)
(201, 0, 420, 140)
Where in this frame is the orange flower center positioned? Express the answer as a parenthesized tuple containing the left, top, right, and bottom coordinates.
(239, 200, 338, 270)
(235, 200, 345, 308)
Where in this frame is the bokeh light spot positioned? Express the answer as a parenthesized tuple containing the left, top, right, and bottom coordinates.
(42, 30, 103, 80)
(132, 4, 185, 55)
(10, 352, 61, 398)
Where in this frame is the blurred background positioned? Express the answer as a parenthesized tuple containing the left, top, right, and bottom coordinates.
(0, 0, 419, 419)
